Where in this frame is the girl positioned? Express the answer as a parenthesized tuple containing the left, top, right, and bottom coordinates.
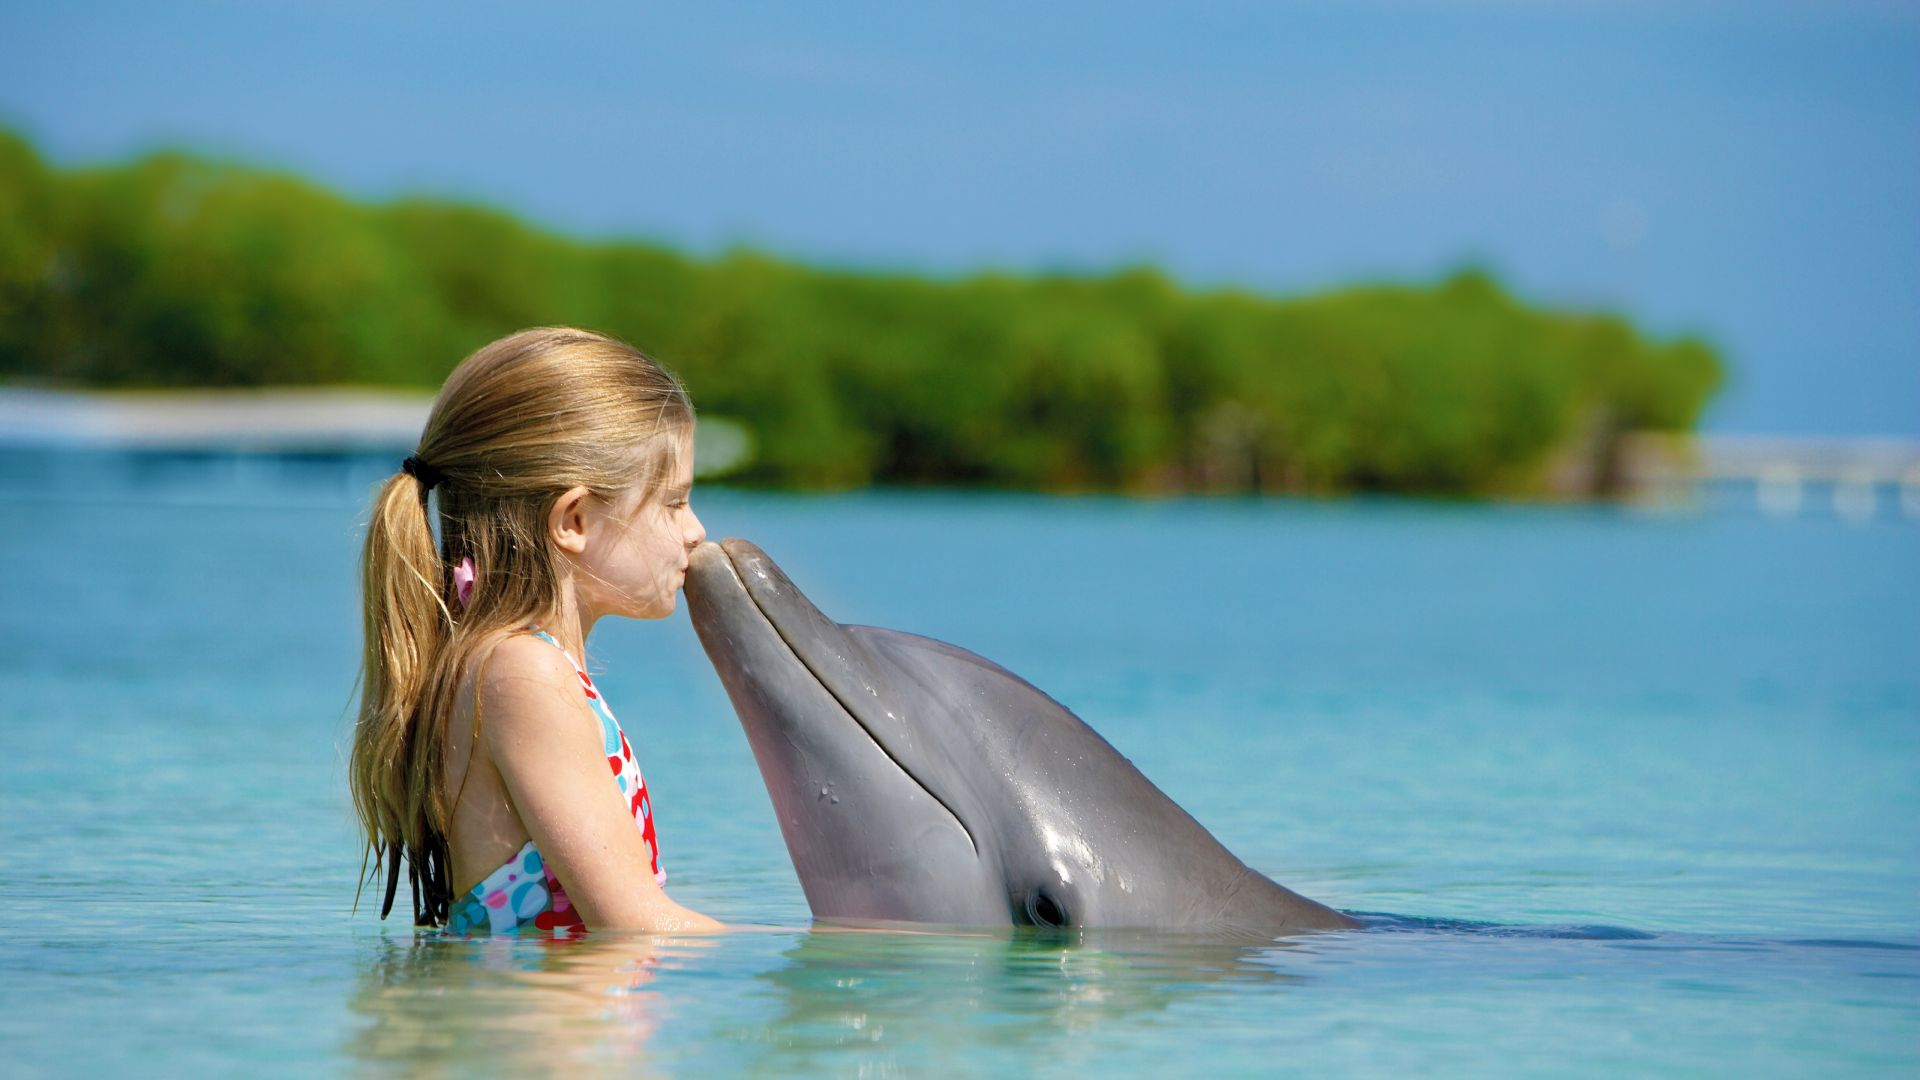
(351, 326, 723, 934)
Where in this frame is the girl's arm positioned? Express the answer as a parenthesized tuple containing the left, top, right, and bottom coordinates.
(479, 635, 723, 932)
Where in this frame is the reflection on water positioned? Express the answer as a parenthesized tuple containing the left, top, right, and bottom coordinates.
(346, 927, 1311, 1075)
(348, 933, 684, 1077)
(744, 929, 1305, 1074)
(345, 919, 1920, 1076)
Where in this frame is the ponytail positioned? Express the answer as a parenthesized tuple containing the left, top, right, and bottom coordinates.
(350, 470, 454, 925)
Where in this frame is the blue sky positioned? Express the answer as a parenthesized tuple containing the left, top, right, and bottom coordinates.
(4, 1, 1915, 435)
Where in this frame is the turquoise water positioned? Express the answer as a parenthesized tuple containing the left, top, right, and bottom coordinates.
(1, 451, 1915, 1077)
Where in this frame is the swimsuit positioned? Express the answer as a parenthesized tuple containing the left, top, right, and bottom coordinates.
(445, 629, 664, 935)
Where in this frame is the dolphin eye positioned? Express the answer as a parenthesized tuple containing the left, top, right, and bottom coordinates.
(1025, 892, 1069, 929)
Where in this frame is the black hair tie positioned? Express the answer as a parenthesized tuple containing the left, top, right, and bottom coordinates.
(401, 454, 446, 490)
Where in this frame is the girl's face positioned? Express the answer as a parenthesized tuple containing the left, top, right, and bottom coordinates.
(576, 434, 705, 621)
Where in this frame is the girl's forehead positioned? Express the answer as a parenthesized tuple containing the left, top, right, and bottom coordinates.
(668, 430, 698, 482)
(634, 429, 694, 481)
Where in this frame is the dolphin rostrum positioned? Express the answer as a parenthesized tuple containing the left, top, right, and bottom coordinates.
(685, 539, 1360, 934)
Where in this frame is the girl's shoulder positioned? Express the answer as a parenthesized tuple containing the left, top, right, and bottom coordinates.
(462, 631, 594, 740)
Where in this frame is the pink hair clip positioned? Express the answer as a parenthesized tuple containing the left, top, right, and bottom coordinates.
(453, 556, 476, 609)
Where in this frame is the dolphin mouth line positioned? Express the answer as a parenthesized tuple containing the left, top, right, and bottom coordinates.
(718, 543, 980, 858)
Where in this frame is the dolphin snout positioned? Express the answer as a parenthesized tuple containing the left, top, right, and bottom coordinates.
(685, 539, 782, 602)
(684, 541, 737, 613)
(687, 539, 734, 585)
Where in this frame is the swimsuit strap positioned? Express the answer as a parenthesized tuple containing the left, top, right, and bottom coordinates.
(525, 626, 586, 677)
(524, 626, 613, 710)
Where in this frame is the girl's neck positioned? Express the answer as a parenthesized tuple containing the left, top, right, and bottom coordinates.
(543, 577, 598, 662)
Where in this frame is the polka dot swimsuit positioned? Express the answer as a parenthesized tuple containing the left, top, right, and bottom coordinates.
(446, 629, 663, 935)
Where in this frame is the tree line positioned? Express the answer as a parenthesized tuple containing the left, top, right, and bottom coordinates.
(0, 128, 1721, 495)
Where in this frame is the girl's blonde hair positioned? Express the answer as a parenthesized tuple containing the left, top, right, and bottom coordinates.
(350, 326, 694, 925)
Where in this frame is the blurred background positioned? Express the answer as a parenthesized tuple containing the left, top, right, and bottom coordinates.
(1, 4, 1916, 1077)
(2, 1, 1915, 500)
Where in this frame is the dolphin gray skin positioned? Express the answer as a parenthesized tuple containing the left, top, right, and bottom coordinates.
(685, 538, 1360, 934)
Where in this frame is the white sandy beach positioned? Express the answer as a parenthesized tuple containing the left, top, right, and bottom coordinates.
(0, 387, 436, 450)
(0, 387, 753, 475)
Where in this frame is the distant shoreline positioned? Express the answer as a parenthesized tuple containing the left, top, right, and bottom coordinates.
(5, 387, 1916, 516)
(0, 128, 1724, 497)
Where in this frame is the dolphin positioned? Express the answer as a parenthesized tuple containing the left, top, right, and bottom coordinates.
(684, 538, 1360, 934)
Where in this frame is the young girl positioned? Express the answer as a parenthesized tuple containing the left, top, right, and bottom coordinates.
(351, 326, 723, 934)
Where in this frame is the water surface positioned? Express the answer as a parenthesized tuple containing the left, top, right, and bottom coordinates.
(0, 451, 1914, 1076)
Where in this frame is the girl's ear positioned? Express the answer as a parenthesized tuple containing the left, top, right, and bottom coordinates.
(549, 485, 594, 555)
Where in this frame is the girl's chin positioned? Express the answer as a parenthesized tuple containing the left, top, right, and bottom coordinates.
(627, 594, 675, 620)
